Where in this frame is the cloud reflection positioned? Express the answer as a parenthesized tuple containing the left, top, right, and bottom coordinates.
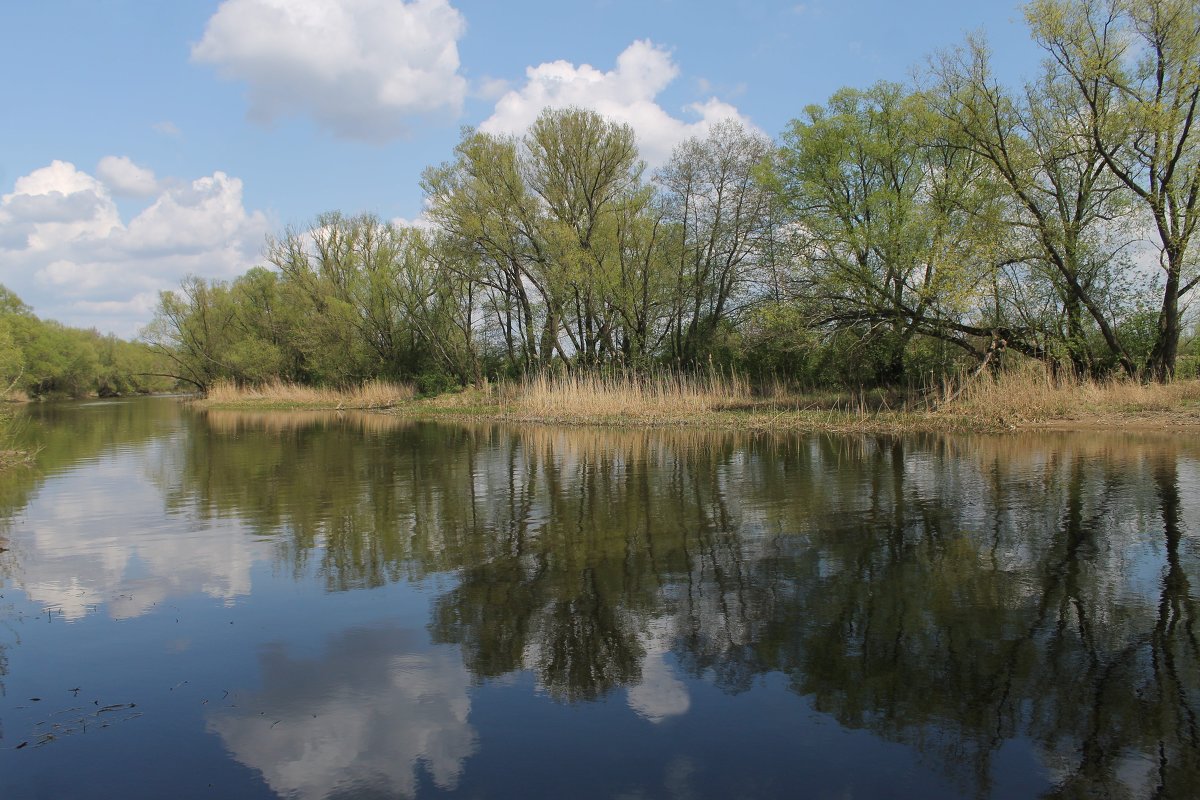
(209, 625, 476, 799)
(13, 448, 268, 620)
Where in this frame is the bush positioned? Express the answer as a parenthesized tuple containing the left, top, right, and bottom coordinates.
(415, 370, 460, 397)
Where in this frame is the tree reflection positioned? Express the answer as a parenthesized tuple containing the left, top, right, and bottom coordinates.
(162, 411, 1200, 797)
(0, 398, 178, 530)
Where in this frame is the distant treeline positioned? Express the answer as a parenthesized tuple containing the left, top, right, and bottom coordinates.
(0, 286, 170, 399)
(149, 0, 1200, 391)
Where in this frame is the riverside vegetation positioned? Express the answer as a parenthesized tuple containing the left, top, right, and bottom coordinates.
(153, 0, 1200, 423)
(7, 0, 1200, 436)
(0, 285, 174, 469)
(193, 364, 1200, 433)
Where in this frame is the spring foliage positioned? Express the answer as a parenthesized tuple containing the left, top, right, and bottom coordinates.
(149, 1, 1200, 390)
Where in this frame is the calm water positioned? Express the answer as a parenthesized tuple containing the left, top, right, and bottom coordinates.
(0, 398, 1197, 799)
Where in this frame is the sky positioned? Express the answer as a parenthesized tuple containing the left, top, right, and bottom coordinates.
(0, 0, 1045, 337)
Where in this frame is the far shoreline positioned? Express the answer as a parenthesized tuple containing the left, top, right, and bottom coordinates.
(186, 386, 1200, 436)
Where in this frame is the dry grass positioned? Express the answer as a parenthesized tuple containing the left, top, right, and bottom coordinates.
(202, 364, 1200, 434)
(499, 371, 754, 421)
(936, 362, 1200, 424)
(200, 379, 416, 410)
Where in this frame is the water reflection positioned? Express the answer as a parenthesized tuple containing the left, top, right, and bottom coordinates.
(209, 626, 476, 799)
(2, 401, 272, 620)
(1, 401, 1197, 798)
(165, 412, 1200, 795)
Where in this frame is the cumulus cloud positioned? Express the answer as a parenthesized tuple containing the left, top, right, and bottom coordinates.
(13, 446, 270, 621)
(210, 627, 477, 799)
(0, 159, 269, 335)
(96, 155, 159, 197)
(192, 0, 468, 141)
(480, 40, 754, 165)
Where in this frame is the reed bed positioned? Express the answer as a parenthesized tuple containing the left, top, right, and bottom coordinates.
(937, 362, 1200, 423)
(201, 379, 416, 409)
(201, 363, 1199, 434)
(499, 371, 755, 421)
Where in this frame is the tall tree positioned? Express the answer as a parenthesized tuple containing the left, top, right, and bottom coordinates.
(1028, 0, 1200, 379)
(772, 83, 1005, 383)
(932, 37, 1140, 376)
(657, 120, 775, 366)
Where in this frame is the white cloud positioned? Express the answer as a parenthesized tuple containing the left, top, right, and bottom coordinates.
(96, 155, 159, 197)
(210, 630, 477, 799)
(153, 120, 181, 136)
(391, 214, 435, 231)
(480, 40, 754, 166)
(192, 0, 468, 141)
(13, 447, 270, 621)
(626, 617, 691, 723)
(0, 160, 269, 336)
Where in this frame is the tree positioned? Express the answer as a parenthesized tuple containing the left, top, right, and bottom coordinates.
(423, 108, 663, 372)
(143, 276, 240, 392)
(772, 83, 1004, 384)
(657, 120, 776, 366)
(932, 36, 1141, 376)
(423, 129, 552, 373)
(1027, 0, 1200, 379)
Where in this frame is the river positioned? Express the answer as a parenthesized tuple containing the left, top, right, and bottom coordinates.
(0, 397, 1196, 798)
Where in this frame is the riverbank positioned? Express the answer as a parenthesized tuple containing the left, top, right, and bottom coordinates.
(189, 370, 1200, 434)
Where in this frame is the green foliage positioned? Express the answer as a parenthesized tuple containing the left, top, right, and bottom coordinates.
(414, 370, 459, 397)
(1025, 0, 1200, 379)
(0, 284, 170, 399)
(146, 4, 1200, 390)
(771, 82, 999, 384)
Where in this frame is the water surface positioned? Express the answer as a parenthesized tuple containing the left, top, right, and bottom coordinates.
(0, 398, 1197, 798)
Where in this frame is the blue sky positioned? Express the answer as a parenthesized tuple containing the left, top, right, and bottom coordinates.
(0, 0, 1042, 336)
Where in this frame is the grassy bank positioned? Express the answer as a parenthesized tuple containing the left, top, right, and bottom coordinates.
(192, 368, 1200, 433)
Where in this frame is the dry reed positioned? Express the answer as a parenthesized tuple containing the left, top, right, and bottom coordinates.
(201, 379, 416, 409)
(937, 361, 1200, 423)
(500, 371, 754, 421)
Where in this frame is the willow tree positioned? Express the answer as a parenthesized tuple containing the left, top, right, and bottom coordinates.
(143, 276, 241, 392)
(1027, 0, 1200, 379)
(265, 213, 436, 384)
(0, 286, 27, 391)
(657, 120, 776, 367)
(524, 107, 647, 367)
(772, 83, 1004, 384)
(397, 231, 483, 386)
(424, 108, 662, 372)
(423, 128, 559, 373)
(932, 37, 1139, 376)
